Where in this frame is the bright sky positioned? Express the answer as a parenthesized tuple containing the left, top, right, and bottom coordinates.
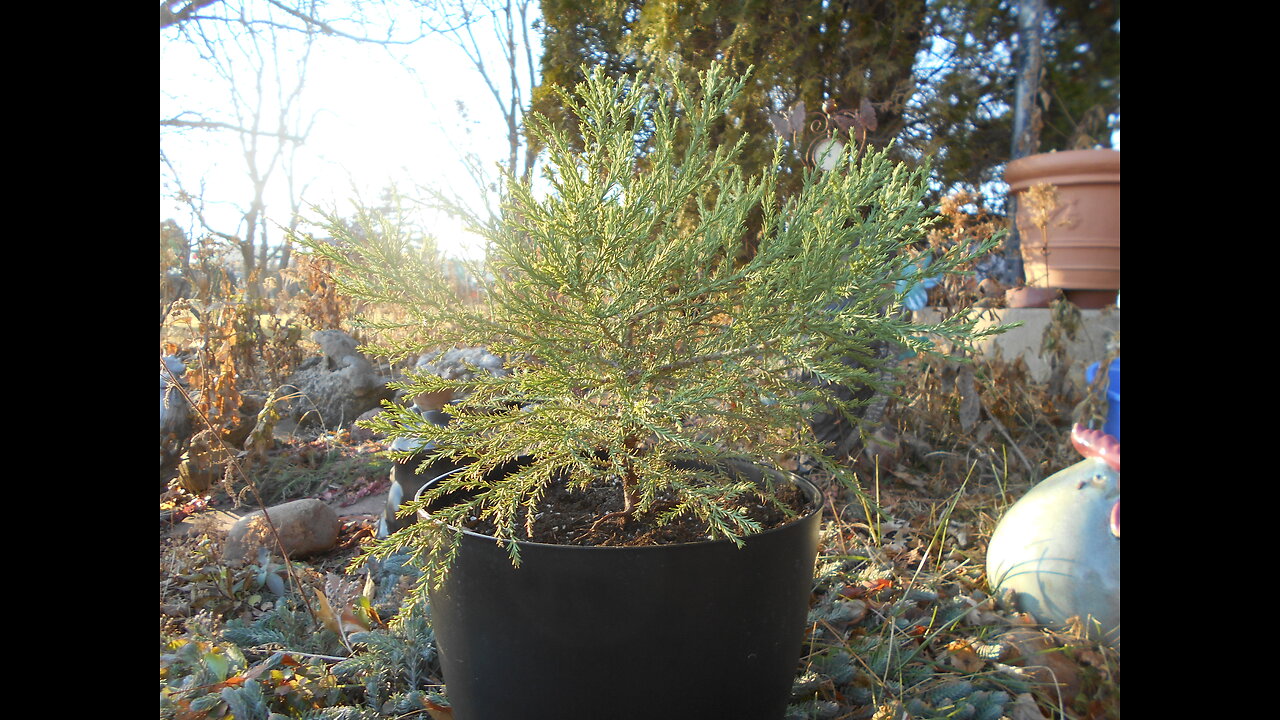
(160, 6, 540, 261)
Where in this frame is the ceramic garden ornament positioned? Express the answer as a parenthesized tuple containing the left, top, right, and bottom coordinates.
(986, 425, 1120, 642)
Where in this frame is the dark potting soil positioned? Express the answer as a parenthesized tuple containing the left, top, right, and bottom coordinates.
(458, 472, 814, 547)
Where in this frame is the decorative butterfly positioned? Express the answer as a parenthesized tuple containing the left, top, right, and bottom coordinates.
(895, 254, 940, 311)
(767, 100, 807, 138)
(768, 97, 878, 142)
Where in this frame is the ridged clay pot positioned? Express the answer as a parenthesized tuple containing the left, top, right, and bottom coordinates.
(1006, 149, 1120, 302)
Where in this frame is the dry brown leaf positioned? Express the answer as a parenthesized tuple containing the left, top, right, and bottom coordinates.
(890, 467, 929, 492)
(1001, 627, 1081, 699)
(946, 640, 985, 673)
(424, 696, 454, 720)
(962, 596, 1006, 627)
(1006, 692, 1050, 720)
(312, 587, 343, 637)
(859, 96, 877, 131)
(871, 700, 905, 720)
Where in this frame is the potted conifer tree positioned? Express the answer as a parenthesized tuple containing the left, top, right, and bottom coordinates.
(301, 63, 1002, 720)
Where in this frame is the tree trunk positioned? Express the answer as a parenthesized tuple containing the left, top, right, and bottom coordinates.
(1007, 0, 1047, 285)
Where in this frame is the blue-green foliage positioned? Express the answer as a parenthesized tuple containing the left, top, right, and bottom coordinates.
(331, 598, 441, 712)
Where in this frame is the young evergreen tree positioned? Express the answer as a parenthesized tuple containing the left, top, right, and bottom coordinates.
(299, 62, 1001, 591)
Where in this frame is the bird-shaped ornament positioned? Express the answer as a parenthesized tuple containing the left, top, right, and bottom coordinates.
(986, 425, 1120, 644)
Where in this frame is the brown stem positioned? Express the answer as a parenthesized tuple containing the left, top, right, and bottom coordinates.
(577, 446, 641, 541)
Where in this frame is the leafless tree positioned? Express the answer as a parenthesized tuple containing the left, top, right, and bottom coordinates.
(401, 0, 540, 225)
(160, 1, 448, 298)
(161, 1, 535, 281)
(162, 1, 328, 300)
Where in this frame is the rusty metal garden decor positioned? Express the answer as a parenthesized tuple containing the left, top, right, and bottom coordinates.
(768, 96, 878, 171)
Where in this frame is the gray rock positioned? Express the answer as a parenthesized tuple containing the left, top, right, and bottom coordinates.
(282, 330, 394, 431)
(349, 407, 390, 444)
(313, 329, 361, 367)
(406, 346, 508, 408)
(160, 357, 193, 484)
(223, 498, 341, 561)
(415, 346, 507, 381)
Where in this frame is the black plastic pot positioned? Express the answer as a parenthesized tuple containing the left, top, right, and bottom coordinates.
(379, 407, 469, 539)
(416, 459, 822, 720)
(382, 449, 467, 537)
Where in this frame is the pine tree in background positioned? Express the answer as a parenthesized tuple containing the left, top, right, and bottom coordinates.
(533, 0, 1119, 207)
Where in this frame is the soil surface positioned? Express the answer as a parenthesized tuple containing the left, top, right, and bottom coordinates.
(456, 471, 814, 547)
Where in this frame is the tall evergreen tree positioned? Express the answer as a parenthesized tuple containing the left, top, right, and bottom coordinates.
(532, 0, 1119, 208)
(535, 0, 929, 195)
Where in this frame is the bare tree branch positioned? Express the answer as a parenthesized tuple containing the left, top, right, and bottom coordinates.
(419, 0, 539, 186)
(262, 0, 429, 45)
(160, 0, 224, 29)
(162, 0, 432, 47)
(161, 117, 307, 144)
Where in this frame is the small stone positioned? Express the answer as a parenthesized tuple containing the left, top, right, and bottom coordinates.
(350, 408, 389, 444)
(223, 498, 341, 561)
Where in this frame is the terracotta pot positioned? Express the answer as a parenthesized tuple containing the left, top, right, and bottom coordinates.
(1062, 289, 1118, 309)
(1004, 286, 1060, 308)
(1006, 149, 1120, 292)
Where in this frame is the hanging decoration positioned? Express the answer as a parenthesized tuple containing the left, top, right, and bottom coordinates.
(768, 96, 878, 170)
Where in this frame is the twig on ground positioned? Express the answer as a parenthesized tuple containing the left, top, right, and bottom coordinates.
(980, 398, 1036, 482)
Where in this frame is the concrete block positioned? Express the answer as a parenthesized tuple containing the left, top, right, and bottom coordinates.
(912, 306, 1120, 392)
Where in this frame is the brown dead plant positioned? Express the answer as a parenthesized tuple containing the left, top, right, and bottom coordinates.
(1019, 182, 1059, 288)
(926, 190, 1005, 311)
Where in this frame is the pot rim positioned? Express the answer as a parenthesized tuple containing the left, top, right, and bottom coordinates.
(413, 461, 823, 551)
(1004, 148, 1120, 190)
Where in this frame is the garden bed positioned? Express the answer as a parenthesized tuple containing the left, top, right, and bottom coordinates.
(160, 351, 1119, 720)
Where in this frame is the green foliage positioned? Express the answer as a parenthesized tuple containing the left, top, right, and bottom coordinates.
(222, 596, 348, 658)
(298, 709, 382, 720)
(169, 595, 445, 717)
(211, 592, 447, 717)
(160, 637, 248, 693)
(248, 443, 393, 507)
(160, 638, 346, 719)
(535, 0, 1121, 205)
(536, 0, 928, 200)
(300, 62, 1002, 592)
(163, 537, 290, 619)
(902, 683, 1011, 720)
